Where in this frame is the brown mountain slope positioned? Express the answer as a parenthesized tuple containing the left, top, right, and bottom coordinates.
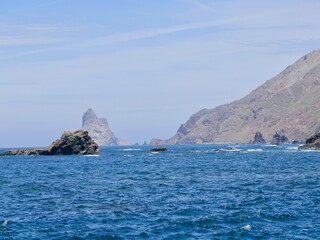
(151, 49, 320, 144)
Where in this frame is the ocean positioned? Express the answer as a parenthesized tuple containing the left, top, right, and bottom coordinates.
(0, 144, 319, 239)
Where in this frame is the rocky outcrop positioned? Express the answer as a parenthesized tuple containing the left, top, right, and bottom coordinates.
(150, 147, 167, 152)
(0, 130, 100, 156)
(250, 131, 266, 144)
(270, 131, 289, 145)
(153, 49, 320, 144)
(298, 133, 320, 150)
(82, 109, 129, 146)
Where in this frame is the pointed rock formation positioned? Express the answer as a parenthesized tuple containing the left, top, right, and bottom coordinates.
(82, 109, 128, 146)
(250, 131, 266, 144)
(152, 49, 320, 144)
(270, 131, 289, 145)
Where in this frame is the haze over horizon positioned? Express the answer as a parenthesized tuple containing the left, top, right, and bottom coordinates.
(1, 0, 320, 147)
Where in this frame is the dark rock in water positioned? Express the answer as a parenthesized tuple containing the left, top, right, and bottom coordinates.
(298, 132, 320, 150)
(271, 131, 289, 145)
(292, 140, 303, 144)
(250, 131, 266, 144)
(150, 147, 167, 152)
(45, 130, 100, 155)
(0, 148, 47, 156)
(0, 130, 100, 156)
(214, 147, 240, 152)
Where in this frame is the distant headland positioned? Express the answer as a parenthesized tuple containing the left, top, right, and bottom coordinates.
(151, 49, 320, 145)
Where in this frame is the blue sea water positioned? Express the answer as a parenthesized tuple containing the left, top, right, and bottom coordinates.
(0, 144, 319, 239)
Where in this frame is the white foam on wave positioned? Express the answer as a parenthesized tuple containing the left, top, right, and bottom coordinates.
(122, 148, 143, 151)
(241, 224, 251, 230)
(287, 146, 298, 150)
(124, 154, 134, 157)
(300, 149, 320, 152)
(247, 149, 263, 152)
(3, 220, 8, 226)
(84, 154, 100, 157)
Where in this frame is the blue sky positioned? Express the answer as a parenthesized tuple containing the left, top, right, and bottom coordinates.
(1, 0, 320, 147)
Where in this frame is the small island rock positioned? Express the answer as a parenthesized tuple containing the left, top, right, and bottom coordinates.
(0, 130, 100, 156)
(271, 131, 289, 145)
(250, 131, 266, 144)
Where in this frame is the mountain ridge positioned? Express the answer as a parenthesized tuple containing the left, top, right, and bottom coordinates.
(151, 49, 320, 144)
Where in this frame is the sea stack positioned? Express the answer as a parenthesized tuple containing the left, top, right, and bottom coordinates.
(0, 130, 100, 156)
(82, 109, 128, 146)
(250, 131, 266, 144)
(271, 131, 289, 145)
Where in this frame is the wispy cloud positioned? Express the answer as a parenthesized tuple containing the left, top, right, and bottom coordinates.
(81, 19, 233, 47)
(183, 0, 217, 13)
(0, 16, 246, 60)
(0, 23, 62, 35)
(0, 22, 71, 47)
(0, 81, 36, 86)
(0, 36, 65, 46)
(1, 3, 320, 60)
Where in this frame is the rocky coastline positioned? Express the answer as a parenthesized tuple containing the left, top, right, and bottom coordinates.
(298, 133, 320, 150)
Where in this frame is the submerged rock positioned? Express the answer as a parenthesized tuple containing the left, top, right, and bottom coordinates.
(270, 131, 289, 145)
(150, 147, 167, 152)
(250, 131, 266, 144)
(0, 130, 100, 156)
(298, 133, 320, 150)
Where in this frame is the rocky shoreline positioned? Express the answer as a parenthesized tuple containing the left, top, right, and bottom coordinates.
(298, 133, 320, 150)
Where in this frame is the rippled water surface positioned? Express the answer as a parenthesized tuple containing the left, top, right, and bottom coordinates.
(0, 144, 319, 239)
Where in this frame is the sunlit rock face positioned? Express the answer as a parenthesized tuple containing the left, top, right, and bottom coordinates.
(152, 49, 320, 145)
(82, 109, 128, 146)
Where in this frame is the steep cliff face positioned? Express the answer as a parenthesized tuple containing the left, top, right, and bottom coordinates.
(82, 109, 128, 146)
(151, 49, 320, 145)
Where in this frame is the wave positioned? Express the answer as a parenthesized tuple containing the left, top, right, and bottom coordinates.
(286, 146, 298, 150)
(121, 148, 143, 151)
(247, 149, 263, 152)
(241, 224, 252, 230)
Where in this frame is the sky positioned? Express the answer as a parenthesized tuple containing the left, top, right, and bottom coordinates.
(1, 0, 320, 147)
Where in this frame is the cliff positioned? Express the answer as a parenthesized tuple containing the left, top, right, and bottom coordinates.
(151, 49, 320, 144)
